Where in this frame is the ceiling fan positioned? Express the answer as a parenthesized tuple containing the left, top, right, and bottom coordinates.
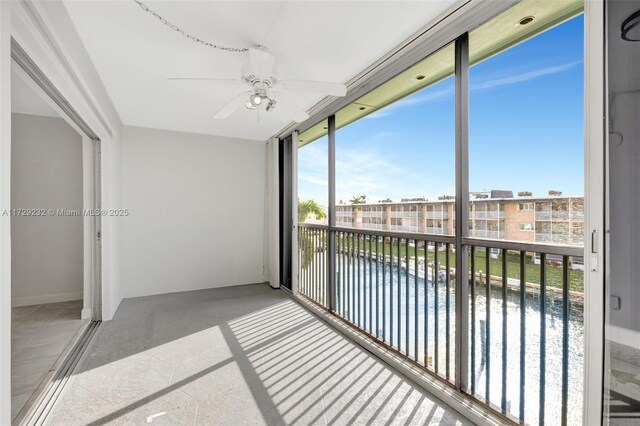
(167, 46, 347, 123)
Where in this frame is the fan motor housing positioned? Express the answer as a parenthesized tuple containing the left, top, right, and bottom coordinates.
(241, 63, 278, 87)
(242, 73, 278, 87)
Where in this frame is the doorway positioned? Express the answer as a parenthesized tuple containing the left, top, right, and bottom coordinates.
(605, 1, 640, 422)
(9, 44, 102, 423)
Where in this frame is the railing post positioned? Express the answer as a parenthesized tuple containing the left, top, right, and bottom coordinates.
(454, 33, 470, 392)
(328, 115, 337, 312)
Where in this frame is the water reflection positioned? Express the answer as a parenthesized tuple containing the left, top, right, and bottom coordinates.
(335, 255, 584, 425)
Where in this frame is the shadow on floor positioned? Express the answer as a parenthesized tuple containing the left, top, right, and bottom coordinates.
(45, 284, 469, 425)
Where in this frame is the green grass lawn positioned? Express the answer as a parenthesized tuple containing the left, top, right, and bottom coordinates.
(335, 235, 584, 293)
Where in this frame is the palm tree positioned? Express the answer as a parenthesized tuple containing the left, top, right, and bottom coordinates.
(298, 199, 326, 223)
(298, 200, 326, 271)
(349, 194, 367, 204)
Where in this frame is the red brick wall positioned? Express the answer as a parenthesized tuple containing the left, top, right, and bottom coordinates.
(504, 202, 535, 242)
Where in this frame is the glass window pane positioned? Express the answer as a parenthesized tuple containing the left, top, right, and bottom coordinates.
(468, 2, 584, 424)
(298, 121, 328, 225)
(605, 1, 640, 423)
(335, 44, 455, 235)
(469, 9, 584, 248)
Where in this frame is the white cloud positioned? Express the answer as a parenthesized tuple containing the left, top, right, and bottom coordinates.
(298, 130, 455, 204)
(297, 60, 582, 204)
(471, 60, 582, 91)
(363, 61, 581, 120)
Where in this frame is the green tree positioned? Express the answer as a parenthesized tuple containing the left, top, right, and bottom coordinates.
(298, 200, 326, 271)
(349, 194, 367, 204)
(298, 199, 326, 223)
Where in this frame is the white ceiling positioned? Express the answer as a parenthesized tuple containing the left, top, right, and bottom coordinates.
(63, 1, 457, 141)
(11, 69, 59, 118)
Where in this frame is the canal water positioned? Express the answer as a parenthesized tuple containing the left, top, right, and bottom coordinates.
(333, 255, 584, 425)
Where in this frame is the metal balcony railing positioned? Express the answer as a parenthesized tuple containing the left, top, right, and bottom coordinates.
(362, 213, 385, 219)
(426, 211, 447, 219)
(334, 227, 456, 382)
(297, 223, 584, 425)
(462, 238, 583, 425)
(486, 210, 505, 219)
(535, 211, 571, 222)
(360, 222, 385, 230)
(297, 226, 329, 308)
(471, 211, 505, 220)
(535, 233, 572, 245)
(426, 227, 446, 235)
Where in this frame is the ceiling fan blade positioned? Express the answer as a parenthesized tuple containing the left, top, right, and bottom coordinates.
(166, 77, 246, 87)
(280, 80, 347, 97)
(275, 93, 309, 123)
(213, 91, 251, 119)
(249, 48, 275, 78)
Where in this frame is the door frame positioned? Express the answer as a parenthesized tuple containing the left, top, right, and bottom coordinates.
(11, 47, 103, 321)
(583, 0, 605, 423)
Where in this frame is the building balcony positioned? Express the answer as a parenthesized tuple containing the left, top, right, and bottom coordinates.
(535, 211, 571, 221)
(2, 0, 621, 423)
(470, 229, 505, 239)
(426, 226, 446, 234)
(425, 211, 448, 219)
(486, 210, 505, 219)
(297, 223, 584, 425)
(387, 224, 420, 233)
(471, 211, 504, 220)
(44, 284, 469, 425)
(361, 222, 385, 230)
(361, 211, 385, 218)
(388, 210, 413, 218)
(535, 232, 572, 245)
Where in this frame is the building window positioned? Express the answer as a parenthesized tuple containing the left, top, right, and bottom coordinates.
(519, 223, 534, 231)
(518, 202, 534, 211)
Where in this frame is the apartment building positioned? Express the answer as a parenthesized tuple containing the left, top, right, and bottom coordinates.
(333, 190, 584, 246)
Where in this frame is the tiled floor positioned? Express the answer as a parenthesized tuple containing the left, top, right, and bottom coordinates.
(12, 300, 85, 420)
(45, 284, 469, 425)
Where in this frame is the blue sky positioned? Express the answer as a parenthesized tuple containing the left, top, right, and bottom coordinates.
(298, 15, 584, 206)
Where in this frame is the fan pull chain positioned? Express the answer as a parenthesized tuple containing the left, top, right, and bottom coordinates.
(132, 0, 250, 53)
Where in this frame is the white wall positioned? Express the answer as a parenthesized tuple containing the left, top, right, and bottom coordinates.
(1, 2, 124, 422)
(120, 126, 266, 299)
(11, 113, 83, 306)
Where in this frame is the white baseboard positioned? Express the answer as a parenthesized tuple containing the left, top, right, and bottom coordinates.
(81, 308, 92, 320)
(12, 291, 83, 307)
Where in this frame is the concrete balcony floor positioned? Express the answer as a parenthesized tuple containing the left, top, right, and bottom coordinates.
(44, 284, 469, 425)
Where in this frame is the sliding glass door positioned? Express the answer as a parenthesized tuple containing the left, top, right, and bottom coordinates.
(293, 1, 586, 423)
(605, 1, 640, 423)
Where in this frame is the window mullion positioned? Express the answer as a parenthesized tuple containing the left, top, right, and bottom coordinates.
(454, 32, 470, 392)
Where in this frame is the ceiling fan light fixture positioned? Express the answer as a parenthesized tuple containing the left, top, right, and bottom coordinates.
(173, 45, 345, 122)
(250, 94, 263, 106)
